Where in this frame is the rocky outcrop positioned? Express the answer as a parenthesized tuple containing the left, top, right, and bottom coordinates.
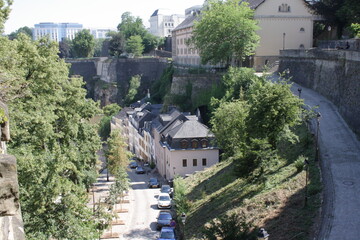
(279, 49, 360, 134)
(0, 102, 25, 240)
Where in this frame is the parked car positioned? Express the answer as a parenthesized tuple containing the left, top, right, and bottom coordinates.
(158, 227, 176, 240)
(160, 185, 173, 198)
(129, 161, 138, 169)
(135, 166, 145, 174)
(157, 193, 172, 209)
(156, 211, 172, 230)
(148, 178, 160, 188)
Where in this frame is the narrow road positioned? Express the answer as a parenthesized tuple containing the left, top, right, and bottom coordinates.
(289, 81, 360, 240)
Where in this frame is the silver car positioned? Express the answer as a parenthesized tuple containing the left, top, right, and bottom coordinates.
(157, 193, 172, 209)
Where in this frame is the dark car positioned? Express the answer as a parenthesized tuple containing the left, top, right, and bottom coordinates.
(156, 211, 172, 230)
(135, 166, 145, 174)
(160, 184, 173, 198)
(158, 227, 176, 240)
(129, 161, 138, 169)
(148, 178, 160, 188)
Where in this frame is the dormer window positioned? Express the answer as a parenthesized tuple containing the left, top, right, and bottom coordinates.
(300, 27, 305, 32)
(201, 139, 208, 148)
(279, 4, 290, 12)
(181, 139, 188, 149)
(191, 139, 199, 148)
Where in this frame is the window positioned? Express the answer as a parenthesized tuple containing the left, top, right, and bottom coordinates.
(201, 139, 208, 148)
(192, 140, 198, 148)
(182, 159, 187, 167)
(279, 3, 290, 12)
(299, 44, 305, 49)
(193, 159, 197, 166)
(181, 140, 188, 149)
(300, 27, 305, 32)
(202, 158, 207, 166)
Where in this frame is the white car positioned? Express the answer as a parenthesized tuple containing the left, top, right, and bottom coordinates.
(157, 193, 172, 209)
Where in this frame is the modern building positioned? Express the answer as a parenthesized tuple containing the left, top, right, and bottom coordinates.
(149, 9, 185, 37)
(172, 0, 315, 70)
(111, 103, 219, 180)
(90, 28, 113, 39)
(33, 22, 83, 42)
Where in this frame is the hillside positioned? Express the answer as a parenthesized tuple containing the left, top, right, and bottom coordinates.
(180, 123, 321, 240)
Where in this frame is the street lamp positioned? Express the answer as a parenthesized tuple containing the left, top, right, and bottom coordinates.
(315, 112, 321, 161)
(304, 159, 309, 207)
(298, 88, 302, 98)
(257, 228, 269, 240)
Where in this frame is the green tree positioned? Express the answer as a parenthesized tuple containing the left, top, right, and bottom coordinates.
(210, 99, 249, 157)
(103, 103, 121, 116)
(2, 34, 104, 239)
(246, 79, 302, 148)
(8, 26, 32, 40)
(125, 74, 141, 104)
(108, 31, 125, 57)
(106, 129, 131, 176)
(58, 38, 72, 58)
(190, 0, 259, 66)
(126, 35, 144, 57)
(142, 32, 162, 53)
(94, 38, 105, 57)
(72, 29, 95, 58)
(117, 12, 146, 40)
(0, 0, 12, 33)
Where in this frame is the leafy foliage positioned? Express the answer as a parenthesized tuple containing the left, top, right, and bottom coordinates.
(103, 103, 121, 117)
(117, 12, 146, 39)
(72, 29, 95, 58)
(151, 65, 174, 104)
(202, 212, 254, 240)
(125, 74, 141, 104)
(58, 38, 72, 58)
(126, 35, 144, 57)
(173, 176, 191, 215)
(191, 0, 259, 66)
(108, 31, 125, 57)
(1, 34, 104, 238)
(0, 0, 12, 33)
(8, 26, 32, 40)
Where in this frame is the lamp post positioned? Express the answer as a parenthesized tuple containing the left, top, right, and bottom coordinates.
(181, 212, 187, 240)
(298, 88, 302, 98)
(327, 26, 332, 49)
(257, 228, 269, 240)
(304, 159, 309, 207)
(315, 112, 321, 161)
(283, 33, 286, 50)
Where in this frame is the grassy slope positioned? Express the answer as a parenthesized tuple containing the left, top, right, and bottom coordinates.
(182, 123, 321, 240)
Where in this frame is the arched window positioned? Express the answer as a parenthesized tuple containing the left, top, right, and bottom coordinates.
(191, 140, 199, 148)
(181, 140, 188, 149)
(299, 44, 305, 49)
(279, 3, 290, 12)
(201, 139, 208, 148)
(300, 28, 305, 32)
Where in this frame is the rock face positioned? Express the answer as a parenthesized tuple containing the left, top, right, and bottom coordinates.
(0, 102, 25, 240)
(279, 49, 360, 135)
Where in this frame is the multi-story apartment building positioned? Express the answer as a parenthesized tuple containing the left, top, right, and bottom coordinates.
(90, 28, 113, 39)
(33, 22, 83, 42)
(112, 103, 219, 180)
(172, 0, 315, 70)
(149, 9, 185, 37)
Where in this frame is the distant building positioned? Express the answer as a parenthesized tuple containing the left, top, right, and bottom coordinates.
(149, 9, 185, 37)
(33, 22, 83, 42)
(90, 28, 113, 39)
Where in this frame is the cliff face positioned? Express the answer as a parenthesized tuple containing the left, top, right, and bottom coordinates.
(279, 49, 360, 134)
(0, 102, 25, 240)
(68, 58, 169, 106)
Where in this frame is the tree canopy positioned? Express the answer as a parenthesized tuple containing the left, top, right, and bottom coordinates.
(0, 0, 12, 33)
(126, 35, 144, 56)
(72, 29, 95, 58)
(8, 26, 32, 40)
(191, 0, 260, 66)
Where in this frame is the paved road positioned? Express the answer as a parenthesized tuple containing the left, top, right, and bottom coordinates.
(121, 167, 167, 240)
(289, 81, 360, 240)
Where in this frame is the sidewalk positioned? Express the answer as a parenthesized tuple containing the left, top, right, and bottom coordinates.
(289, 81, 360, 240)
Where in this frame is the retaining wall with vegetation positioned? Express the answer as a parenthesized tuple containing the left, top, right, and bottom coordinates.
(279, 49, 360, 134)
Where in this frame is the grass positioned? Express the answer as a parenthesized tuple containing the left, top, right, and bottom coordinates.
(180, 123, 321, 239)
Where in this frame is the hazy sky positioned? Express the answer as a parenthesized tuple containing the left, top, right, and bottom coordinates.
(4, 0, 205, 34)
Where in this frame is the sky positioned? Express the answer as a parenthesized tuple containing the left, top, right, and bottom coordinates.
(4, 0, 205, 34)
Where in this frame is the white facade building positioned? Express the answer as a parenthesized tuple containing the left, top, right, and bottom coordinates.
(33, 22, 83, 42)
(149, 9, 185, 37)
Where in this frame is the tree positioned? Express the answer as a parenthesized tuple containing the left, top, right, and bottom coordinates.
(142, 33, 162, 53)
(190, 0, 259, 66)
(106, 129, 131, 176)
(126, 35, 144, 57)
(58, 38, 72, 58)
(8, 26, 32, 40)
(103, 103, 121, 117)
(94, 38, 105, 57)
(0, 0, 12, 33)
(108, 31, 125, 57)
(117, 12, 146, 40)
(72, 29, 95, 58)
(246, 78, 302, 148)
(2, 34, 104, 239)
(125, 74, 141, 104)
(210, 100, 249, 157)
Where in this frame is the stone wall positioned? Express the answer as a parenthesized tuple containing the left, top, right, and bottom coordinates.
(279, 49, 360, 134)
(67, 58, 169, 105)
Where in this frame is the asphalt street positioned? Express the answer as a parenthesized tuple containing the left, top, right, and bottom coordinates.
(289, 81, 360, 240)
